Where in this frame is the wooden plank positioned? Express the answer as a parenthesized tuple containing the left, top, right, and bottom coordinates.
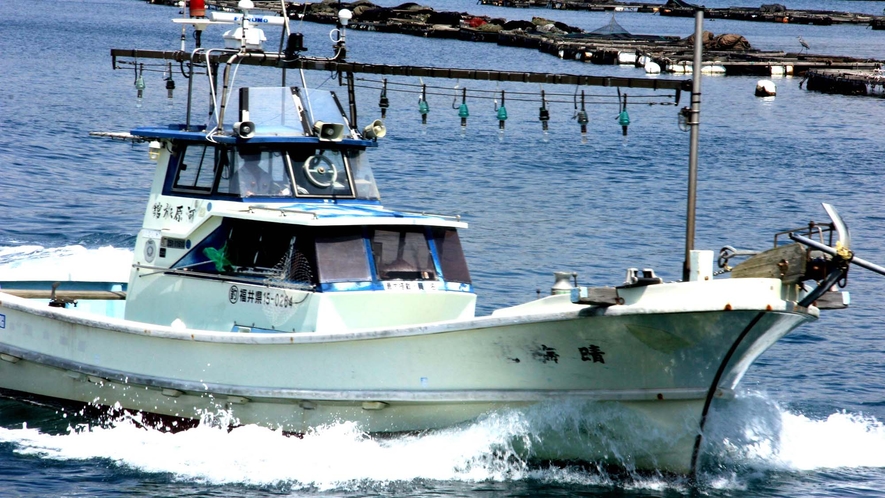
(730, 243, 807, 284)
(571, 286, 621, 306)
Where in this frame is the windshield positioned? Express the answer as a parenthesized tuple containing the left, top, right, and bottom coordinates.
(167, 143, 381, 201)
(288, 148, 353, 197)
(225, 148, 293, 197)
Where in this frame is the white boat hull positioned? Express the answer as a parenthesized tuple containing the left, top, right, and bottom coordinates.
(0, 277, 815, 472)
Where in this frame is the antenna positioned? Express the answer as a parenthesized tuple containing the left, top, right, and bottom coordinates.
(171, 0, 213, 50)
(334, 8, 352, 60)
(208, 0, 285, 51)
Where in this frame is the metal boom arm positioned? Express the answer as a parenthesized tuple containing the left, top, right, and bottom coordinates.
(110, 49, 691, 91)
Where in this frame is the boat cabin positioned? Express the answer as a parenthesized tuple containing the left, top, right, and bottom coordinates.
(123, 86, 476, 333)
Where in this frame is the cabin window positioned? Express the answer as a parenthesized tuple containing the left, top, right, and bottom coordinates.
(346, 149, 381, 201)
(171, 220, 316, 287)
(371, 228, 436, 281)
(169, 221, 469, 289)
(288, 148, 354, 197)
(432, 228, 471, 283)
(215, 147, 293, 197)
(172, 144, 217, 193)
(223, 222, 296, 278)
(314, 230, 371, 282)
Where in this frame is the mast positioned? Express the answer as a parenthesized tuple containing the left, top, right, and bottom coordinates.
(682, 9, 704, 282)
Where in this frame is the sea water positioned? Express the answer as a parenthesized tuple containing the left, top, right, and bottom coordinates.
(1, 0, 885, 495)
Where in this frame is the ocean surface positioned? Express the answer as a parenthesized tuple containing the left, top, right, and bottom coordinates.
(2, 0, 885, 495)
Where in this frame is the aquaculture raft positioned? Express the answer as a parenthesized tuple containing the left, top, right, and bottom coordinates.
(658, 0, 874, 26)
(803, 69, 885, 97)
(139, 1, 885, 77)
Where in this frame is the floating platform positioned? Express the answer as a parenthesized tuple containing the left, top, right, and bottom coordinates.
(146, 0, 882, 29)
(658, 0, 874, 26)
(142, 1, 884, 77)
(479, 0, 877, 27)
(494, 32, 879, 77)
(480, 0, 661, 13)
(803, 69, 885, 97)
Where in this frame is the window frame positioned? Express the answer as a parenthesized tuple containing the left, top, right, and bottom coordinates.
(169, 143, 220, 194)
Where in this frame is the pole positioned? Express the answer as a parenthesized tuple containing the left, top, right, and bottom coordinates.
(185, 56, 195, 130)
(347, 72, 357, 128)
(682, 9, 704, 282)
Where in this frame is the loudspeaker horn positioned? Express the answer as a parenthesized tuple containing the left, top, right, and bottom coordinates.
(363, 119, 387, 140)
(233, 121, 255, 139)
(313, 121, 345, 141)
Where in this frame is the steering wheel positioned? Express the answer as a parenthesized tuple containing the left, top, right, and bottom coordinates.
(302, 155, 338, 188)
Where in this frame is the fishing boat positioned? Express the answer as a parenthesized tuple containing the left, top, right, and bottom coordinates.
(0, 1, 881, 475)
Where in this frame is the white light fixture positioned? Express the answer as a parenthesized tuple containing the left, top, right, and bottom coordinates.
(149, 141, 162, 161)
(338, 9, 353, 26)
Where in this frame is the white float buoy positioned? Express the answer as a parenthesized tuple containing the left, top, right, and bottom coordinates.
(644, 61, 661, 74)
(667, 61, 692, 74)
(617, 52, 637, 65)
(755, 79, 777, 97)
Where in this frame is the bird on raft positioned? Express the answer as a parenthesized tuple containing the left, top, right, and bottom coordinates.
(798, 36, 810, 53)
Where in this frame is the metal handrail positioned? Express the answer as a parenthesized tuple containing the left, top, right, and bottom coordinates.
(133, 263, 316, 290)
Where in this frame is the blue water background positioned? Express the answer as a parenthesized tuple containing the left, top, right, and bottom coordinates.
(1, 0, 885, 495)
